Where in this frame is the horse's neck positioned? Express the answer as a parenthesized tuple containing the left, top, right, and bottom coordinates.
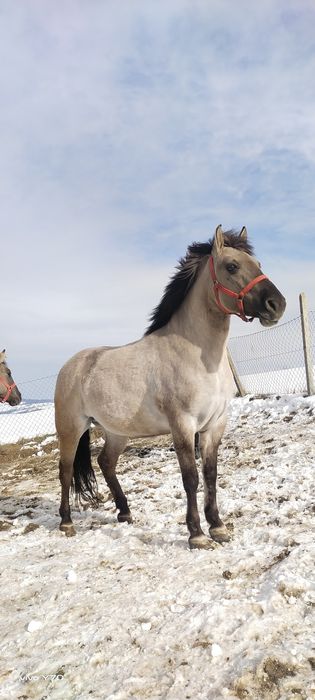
(167, 262, 230, 360)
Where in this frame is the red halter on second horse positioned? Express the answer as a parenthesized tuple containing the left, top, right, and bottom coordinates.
(0, 376, 17, 403)
(209, 256, 268, 323)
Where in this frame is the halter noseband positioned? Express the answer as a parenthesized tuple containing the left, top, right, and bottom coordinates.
(0, 376, 17, 403)
(209, 256, 268, 323)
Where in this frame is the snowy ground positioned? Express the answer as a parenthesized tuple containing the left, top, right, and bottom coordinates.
(0, 395, 314, 700)
(0, 401, 55, 445)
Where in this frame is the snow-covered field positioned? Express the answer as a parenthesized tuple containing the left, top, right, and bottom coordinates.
(0, 401, 55, 445)
(0, 395, 314, 700)
(241, 366, 307, 396)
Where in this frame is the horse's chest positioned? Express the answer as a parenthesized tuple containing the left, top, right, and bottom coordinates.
(196, 393, 228, 431)
(192, 370, 233, 430)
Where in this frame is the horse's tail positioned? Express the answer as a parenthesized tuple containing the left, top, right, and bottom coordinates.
(72, 430, 99, 504)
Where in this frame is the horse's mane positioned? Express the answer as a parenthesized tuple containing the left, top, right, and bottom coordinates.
(145, 230, 253, 335)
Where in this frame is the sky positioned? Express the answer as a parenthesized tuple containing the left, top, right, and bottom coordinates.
(1, 0, 315, 382)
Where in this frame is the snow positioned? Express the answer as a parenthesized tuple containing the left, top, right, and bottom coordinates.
(26, 620, 43, 633)
(0, 395, 314, 699)
(0, 401, 55, 445)
(241, 365, 308, 395)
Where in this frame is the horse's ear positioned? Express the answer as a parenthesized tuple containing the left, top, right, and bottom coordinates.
(239, 226, 247, 241)
(0, 349, 5, 362)
(213, 225, 224, 255)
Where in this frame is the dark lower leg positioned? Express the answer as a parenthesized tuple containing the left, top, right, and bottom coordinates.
(202, 448, 230, 542)
(59, 459, 75, 533)
(172, 430, 205, 541)
(181, 465, 204, 539)
(203, 454, 223, 528)
(107, 473, 131, 521)
(98, 448, 131, 522)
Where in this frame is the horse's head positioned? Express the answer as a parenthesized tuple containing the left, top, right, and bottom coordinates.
(210, 225, 286, 326)
(0, 350, 22, 405)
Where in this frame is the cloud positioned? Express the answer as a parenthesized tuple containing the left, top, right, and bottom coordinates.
(5, 255, 172, 380)
(1, 0, 315, 380)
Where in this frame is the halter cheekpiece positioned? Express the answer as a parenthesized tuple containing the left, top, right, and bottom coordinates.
(0, 376, 17, 402)
(209, 256, 268, 323)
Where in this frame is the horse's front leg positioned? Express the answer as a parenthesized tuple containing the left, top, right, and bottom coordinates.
(199, 427, 230, 543)
(172, 423, 213, 550)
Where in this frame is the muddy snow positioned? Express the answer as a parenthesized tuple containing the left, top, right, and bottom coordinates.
(0, 395, 314, 700)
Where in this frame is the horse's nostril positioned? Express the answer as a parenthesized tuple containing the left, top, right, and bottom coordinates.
(265, 298, 277, 314)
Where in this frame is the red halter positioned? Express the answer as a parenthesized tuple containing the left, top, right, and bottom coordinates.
(209, 256, 268, 323)
(0, 376, 17, 403)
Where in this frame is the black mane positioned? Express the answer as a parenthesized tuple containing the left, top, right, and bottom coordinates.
(145, 230, 253, 335)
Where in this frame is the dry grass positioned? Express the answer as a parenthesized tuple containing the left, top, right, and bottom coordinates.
(234, 656, 299, 699)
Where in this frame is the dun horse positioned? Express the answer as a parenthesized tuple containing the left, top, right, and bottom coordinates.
(0, 350, 22, 406)
(55, 226, 286, 548)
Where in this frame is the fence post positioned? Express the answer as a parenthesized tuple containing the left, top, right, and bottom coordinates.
(227, 348, 246, 397)
(299, 292, 315, 396)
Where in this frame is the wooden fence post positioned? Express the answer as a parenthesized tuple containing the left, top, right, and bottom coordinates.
(299, 292, 315, 396)
(227, 348, 246, 397)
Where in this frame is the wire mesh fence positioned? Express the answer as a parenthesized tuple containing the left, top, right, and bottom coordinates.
(228, 312, 315, 395)
(0, 375, 56, 446)
(1, 311, 314, 446)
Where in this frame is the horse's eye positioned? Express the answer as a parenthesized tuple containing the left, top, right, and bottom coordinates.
(226, 263, 238, 274)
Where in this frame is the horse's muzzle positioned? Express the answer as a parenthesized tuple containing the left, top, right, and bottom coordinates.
(8, 390, 22, 406)
(259, 286, 286, 326)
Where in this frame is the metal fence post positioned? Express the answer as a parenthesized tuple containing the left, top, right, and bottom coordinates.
(227, 348, 246, 397)
(299, 292, 315, 396)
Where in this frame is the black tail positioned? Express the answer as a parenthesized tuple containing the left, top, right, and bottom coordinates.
(71, 430, 99, 504)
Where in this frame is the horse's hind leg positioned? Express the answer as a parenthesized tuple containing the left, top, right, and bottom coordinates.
(58, 422, 88, 536)
(97, 433, 131, 523)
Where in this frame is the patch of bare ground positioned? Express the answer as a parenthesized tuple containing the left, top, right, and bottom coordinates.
(0, 431, 173, 502)
(0, 432, 175, 540)
(233, 656, 312, 700)
(1, 437, 59, 500)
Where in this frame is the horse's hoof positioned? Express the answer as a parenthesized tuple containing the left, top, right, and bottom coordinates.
(209, 526, 230, 543)
(118, 512, 133, 524)
(60, 523, 76, 537)
(189, 534, 215, 550)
